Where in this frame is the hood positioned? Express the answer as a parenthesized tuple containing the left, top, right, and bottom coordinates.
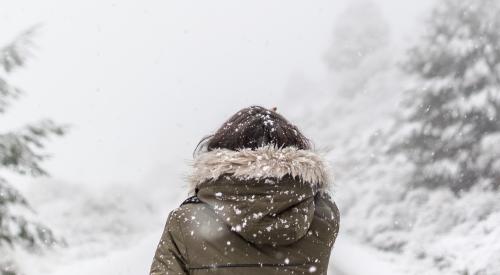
(190, 146, 332, 246)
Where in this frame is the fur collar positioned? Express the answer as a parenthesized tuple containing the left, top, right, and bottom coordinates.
(189, 146, 332, 191)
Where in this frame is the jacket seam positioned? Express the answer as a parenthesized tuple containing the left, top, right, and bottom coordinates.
(188, 262, 313, 270)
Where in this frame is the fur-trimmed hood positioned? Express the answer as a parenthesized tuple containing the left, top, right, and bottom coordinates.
(189, 145, 332, 192)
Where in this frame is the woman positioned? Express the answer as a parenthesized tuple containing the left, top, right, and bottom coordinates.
(150, 106, 339, 275)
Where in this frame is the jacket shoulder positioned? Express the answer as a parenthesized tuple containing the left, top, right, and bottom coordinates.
(167, 198, 212, 225)
(314, 192, 340, 233)
(159, 200, 212, 253)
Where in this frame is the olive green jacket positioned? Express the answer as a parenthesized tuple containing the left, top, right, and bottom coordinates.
(150, 146, 340, 275)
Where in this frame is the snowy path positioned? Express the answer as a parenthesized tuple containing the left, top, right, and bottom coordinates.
(330, 235, 404, 275)
(331, 267, 349, 275)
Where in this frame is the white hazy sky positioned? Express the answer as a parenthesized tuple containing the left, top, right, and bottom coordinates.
(0, 0, 433, 187)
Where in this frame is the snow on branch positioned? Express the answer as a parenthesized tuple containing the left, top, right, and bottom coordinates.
(0, 120, 68, 177)
(0, 25, 39, 73)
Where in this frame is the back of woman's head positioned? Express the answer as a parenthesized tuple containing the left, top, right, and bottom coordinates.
(195, 106, 311, 154)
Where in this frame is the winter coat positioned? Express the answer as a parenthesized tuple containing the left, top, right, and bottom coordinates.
(150, 146, 340, 275)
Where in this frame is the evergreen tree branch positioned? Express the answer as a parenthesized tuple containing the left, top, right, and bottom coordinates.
(0, 25, 39, 73)
(0, 177, 28, 207)
(0, 77, 22, 114)
(0, 120, 68, 177)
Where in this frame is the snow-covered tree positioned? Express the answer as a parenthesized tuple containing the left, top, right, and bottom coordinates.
(392, 0, 500, 193)
(0, 27, 67, 251)
(324, 0, 390, 72)
(323, 0, 392, 98)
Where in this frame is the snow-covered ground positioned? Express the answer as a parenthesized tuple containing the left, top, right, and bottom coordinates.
(332, 236, 406, 275)
(13, 177, 409, 275)
(12, 179, 177, 275)
(13, 178, 408, 275)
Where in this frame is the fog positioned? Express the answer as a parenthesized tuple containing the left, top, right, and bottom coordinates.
(1, 0, 431, 186)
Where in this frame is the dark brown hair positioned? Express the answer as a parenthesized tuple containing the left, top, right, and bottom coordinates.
(195, 106, 311, 154)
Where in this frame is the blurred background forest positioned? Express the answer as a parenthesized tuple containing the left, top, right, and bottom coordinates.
(1, 0, 499, 274)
